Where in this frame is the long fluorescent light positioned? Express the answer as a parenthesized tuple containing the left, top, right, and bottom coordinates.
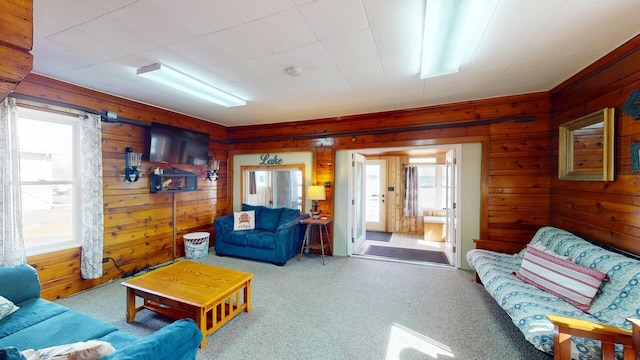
(137, 63, 246, 108)
(420, 0, 500, 79)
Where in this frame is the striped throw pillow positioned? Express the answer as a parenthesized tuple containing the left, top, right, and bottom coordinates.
(514, 245, 608, 312)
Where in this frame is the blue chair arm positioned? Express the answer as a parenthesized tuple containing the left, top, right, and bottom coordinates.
(0, 264, 41, 304)
(213, 214, 234, 240)
(102, 319, 202, 360)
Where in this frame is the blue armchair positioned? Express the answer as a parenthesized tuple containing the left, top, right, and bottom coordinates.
(213, 204, 309, 265)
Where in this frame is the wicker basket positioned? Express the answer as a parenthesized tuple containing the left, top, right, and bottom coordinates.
(184, 232, 210, 260)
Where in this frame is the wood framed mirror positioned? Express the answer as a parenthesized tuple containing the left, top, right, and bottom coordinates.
(559, 108, 615, 181)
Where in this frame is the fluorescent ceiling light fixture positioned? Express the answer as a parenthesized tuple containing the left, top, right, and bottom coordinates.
(137, 63, 246, 108)
(420, 0, 500, 79)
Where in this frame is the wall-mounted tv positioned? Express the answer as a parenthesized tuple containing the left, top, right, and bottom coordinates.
(148, 122, 209, 165)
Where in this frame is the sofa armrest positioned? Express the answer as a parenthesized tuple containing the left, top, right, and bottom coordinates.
(473, 239, 527, 254)
(0, 264, 41, 304)
(102, 319, 202, 360)
(546, 315, 635, 360)
(213, 214, 234, 239)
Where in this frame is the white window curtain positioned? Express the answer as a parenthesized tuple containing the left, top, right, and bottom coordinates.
(0, 98, 27, 266)
(403, 165, 420, 217)
(79, 113, 104, 279)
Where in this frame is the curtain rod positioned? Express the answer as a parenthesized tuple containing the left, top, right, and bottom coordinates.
(230, 115, 537, 143)
(9, 92, 228, 144)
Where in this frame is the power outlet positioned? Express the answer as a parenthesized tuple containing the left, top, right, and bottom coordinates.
(102, 257, 109, 263)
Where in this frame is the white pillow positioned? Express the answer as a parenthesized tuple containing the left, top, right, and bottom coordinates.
(0, 295, 19, 321)
(233, 210, 255, 231)
(21, 340, 115, 360)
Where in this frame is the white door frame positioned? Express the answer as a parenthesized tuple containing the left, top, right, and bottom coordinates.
(346, 144, 462, 268)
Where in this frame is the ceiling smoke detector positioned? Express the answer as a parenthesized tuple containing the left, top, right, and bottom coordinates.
(286, 66, 302, 77)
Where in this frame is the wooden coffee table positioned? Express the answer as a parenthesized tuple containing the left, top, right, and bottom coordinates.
(121, 260, 253, 348)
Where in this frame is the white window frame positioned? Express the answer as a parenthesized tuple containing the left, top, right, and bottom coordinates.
(17, 105, 82, 256)
(416, 164, 446, 211)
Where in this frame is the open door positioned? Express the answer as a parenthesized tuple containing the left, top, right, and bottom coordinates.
(443, 148, 457, 266)
(348, 152, 366, 255)
(365, 159, 387, 232)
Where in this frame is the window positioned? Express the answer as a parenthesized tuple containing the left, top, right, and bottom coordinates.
(416, 164, 446, 210)
(241, 165, 304, 210)
(16, 106, 80, 255)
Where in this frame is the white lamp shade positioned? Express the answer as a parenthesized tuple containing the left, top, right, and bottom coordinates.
(307, 185, 326, 201)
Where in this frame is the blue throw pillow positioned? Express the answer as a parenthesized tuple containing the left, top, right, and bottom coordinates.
(0, 347, 26, 360)
(256, 207, 283, 232)
(241, 204, 263, 218)
(279, 208, 301, 225)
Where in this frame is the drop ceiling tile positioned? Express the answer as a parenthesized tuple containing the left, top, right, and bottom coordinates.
(31, 42, 97, 75)
(298, 0, 370, 40)
(77, 15, 161, 53)
(247, 9, 317, 53)
(362, 0, 423, 27)
(218, 0, 295, 23)
(33, 13, 68, 41)
(198, 25, 275, 62)
(108, 1, 193, 44)
(170, 35, 239, 70)
(371, 20, 422, 58)
(48, 27, 130, 61)
(322, 29, 377, 65)
(337, 56, 388, 92)
(34, 0, 106, 26)
(151, 0, 242, 35)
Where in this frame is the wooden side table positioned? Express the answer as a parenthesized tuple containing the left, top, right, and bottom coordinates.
(298, 217, 333, 265)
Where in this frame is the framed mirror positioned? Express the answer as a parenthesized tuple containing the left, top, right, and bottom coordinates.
(559, 108, 614, 181)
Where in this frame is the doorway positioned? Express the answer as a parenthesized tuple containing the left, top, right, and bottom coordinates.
(347, 145, 461, 267)
(365, 159, 386, 232)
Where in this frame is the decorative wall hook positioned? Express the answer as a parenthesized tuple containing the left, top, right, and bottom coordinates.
(124, 147, 142, 182)
(623, 88, 640, 120)
(206, 156, 220, 181)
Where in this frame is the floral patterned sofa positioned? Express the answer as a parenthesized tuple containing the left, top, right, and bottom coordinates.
(466, 226, 640, 359)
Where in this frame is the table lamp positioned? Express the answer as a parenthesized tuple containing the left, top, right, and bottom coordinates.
(307, 185, 326, 219)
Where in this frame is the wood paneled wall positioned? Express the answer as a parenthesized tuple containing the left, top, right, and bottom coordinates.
(0, 0, 32, 100)
(550, 34, 640, 255)
(229, 92, 553, 250)
(15, 74, 229, 300)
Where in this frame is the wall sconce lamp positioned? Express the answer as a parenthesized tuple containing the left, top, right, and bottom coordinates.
(206, 156, 220, 181)
(124, 147, 142, 182)
(307, 185, 326, 219)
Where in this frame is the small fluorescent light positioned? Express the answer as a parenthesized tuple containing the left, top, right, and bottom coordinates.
(137, 63, 246, 108)
(420, 0, 500, 79)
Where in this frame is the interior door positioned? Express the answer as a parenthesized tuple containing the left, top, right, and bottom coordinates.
(348, 152, 366, 255)
(365, 159, 386, 232)
(443, 148, 457, 266)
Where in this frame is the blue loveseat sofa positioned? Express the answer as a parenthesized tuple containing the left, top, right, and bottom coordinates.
(213, 204, 309, 265)
(0, 264, 202, 360)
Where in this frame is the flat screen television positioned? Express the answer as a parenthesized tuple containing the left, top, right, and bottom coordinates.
(148, 122, 209, 165)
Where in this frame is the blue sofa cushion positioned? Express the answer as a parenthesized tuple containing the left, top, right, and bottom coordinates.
(255, 207, 283, 232)
(246, 231, 276, 250)
(226, 231, 249, 246)
(279, 208, 301, 225)
(0, 309, 118, 350)
(0, 299, 68, 339)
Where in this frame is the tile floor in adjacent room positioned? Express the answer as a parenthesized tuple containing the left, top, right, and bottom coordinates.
(355, 232, 446, 255)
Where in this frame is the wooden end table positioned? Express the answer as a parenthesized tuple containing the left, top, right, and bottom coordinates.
(298, 217, 333, 265)
(121, 260, 254, 348)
